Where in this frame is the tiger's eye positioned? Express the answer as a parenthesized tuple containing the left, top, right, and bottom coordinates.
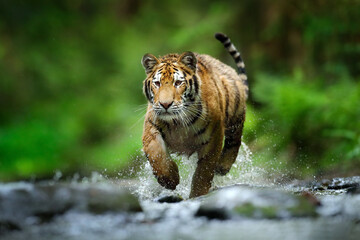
(174, 80, 182, 87)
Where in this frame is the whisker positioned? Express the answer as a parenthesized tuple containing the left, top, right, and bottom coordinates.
(182, 109, 197, 132)
(134, 106, 148, 113)
(181, 109, 190, 126)
(179, 110, 186, 128)
(130, 112, 146, 130)
(185, 107, 206, 122)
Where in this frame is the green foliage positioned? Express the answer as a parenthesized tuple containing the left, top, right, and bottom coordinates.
(0, 0, 359, 181)
(249, 71, 360, 176)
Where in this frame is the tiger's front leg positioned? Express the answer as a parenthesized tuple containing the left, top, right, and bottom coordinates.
(189, 123, 224, 198)
(142, 119, 180, 190)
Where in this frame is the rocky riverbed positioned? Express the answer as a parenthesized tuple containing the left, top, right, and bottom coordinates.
(1, 176, 360, 240)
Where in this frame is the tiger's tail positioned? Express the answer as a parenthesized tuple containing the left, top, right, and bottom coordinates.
(215, 32, 248, 97)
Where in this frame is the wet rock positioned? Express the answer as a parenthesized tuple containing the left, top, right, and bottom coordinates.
(85, 185, 142, 213)
(320, 179, 331, 187)
(309, 179, 332, 191)
(327, 177, 360, 190)
(195, 185, 318, 220)
(0, 220, 21, 234)
(0, 182, 142, 231)
(156, 195, 183, 203)
(289, 176, 360, 193)
(346, 184, 360, 195)
(195, 207, 229, 220)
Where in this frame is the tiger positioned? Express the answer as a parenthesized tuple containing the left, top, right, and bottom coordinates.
(141, 33, 248, 198)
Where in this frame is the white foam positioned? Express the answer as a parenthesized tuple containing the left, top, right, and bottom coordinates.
(134, 142, 268, 200)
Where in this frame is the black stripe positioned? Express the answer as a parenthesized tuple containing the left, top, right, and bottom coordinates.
(144, 80, 151, 101)
(144, 81, 150, 100)
(233, 81, 240, 115)
(186, 78, 195, 101)
(224, 42, 231, 48)
(159, 119, 171, 130)
(188, 79, 193, 96)
(189, 78, 193, 87)
(238, 67, 246, 74)
(200, 140, 210, 146)
(199, 122, 220, 146)
(183, 68, 191, 75)
(212, 77, 223, 114)
(148, 119, 165, 139)
(188, 79, 194, 97)
(224, 125, 241, 148)
(224, 138, 241, 149)
(189, 103, 203, 126)
(229, 50, 237, 56)
(198, 61, 208, 75)
(234, 55, 242, 63)
(193, 75, 199, 95)
(148, 81, 153, 101)
(226, 114, 244, 135)
(195, 127, 207, 136)
(195, 121, 210, 137)
(148, 119, 157, 128)
(198, 61, 207, 70)
(214, 33, 228, 43)
(223, 80, 230, 123)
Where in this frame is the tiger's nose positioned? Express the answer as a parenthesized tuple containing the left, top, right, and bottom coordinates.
(160, 101, 173, 110)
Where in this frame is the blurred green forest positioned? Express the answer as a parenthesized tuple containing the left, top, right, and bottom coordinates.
(0, 0, 359, 181)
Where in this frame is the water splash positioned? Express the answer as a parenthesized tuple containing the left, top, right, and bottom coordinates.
(212, 143, 268, 189)
(135, 143, 268, 200)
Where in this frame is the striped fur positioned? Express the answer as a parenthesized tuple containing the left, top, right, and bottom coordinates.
(215, 33, 249, 98)
(141, 33, 248, 198)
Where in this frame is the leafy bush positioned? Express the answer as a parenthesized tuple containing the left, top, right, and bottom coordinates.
(248, 70, 360, 177)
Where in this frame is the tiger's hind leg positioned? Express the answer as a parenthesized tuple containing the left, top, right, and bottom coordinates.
(215, 113, 245, 176)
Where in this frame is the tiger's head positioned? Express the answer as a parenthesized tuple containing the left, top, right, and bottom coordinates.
(141, 52, 200, 122)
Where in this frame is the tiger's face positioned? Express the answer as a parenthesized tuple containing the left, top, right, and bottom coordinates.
(141, 52, 200, 121)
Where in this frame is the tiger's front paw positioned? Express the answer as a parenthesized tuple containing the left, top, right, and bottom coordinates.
(156, 161, 179, 190)
(157, 175, 179, 190)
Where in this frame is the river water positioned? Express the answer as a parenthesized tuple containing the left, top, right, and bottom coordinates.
(1, 144, 360, 240)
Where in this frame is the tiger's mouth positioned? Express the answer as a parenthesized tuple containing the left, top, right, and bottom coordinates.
(153, 106, 183, 121)
(157, 109, 180, 116)
(157, 112, 179, 122)
(160, 111, 173, 116)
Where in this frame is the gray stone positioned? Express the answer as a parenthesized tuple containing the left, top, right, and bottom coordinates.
(0, 182, 142, 229)
(196, 185, 318, 219)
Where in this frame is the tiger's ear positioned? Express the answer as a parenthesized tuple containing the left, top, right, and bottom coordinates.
(141, 53, 160, 74)
(178, 51, 197, 71)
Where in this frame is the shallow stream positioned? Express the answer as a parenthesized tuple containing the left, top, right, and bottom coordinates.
(1, 145, 360, 240)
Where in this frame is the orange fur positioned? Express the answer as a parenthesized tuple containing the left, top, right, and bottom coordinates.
(141, 34, 247, 198)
